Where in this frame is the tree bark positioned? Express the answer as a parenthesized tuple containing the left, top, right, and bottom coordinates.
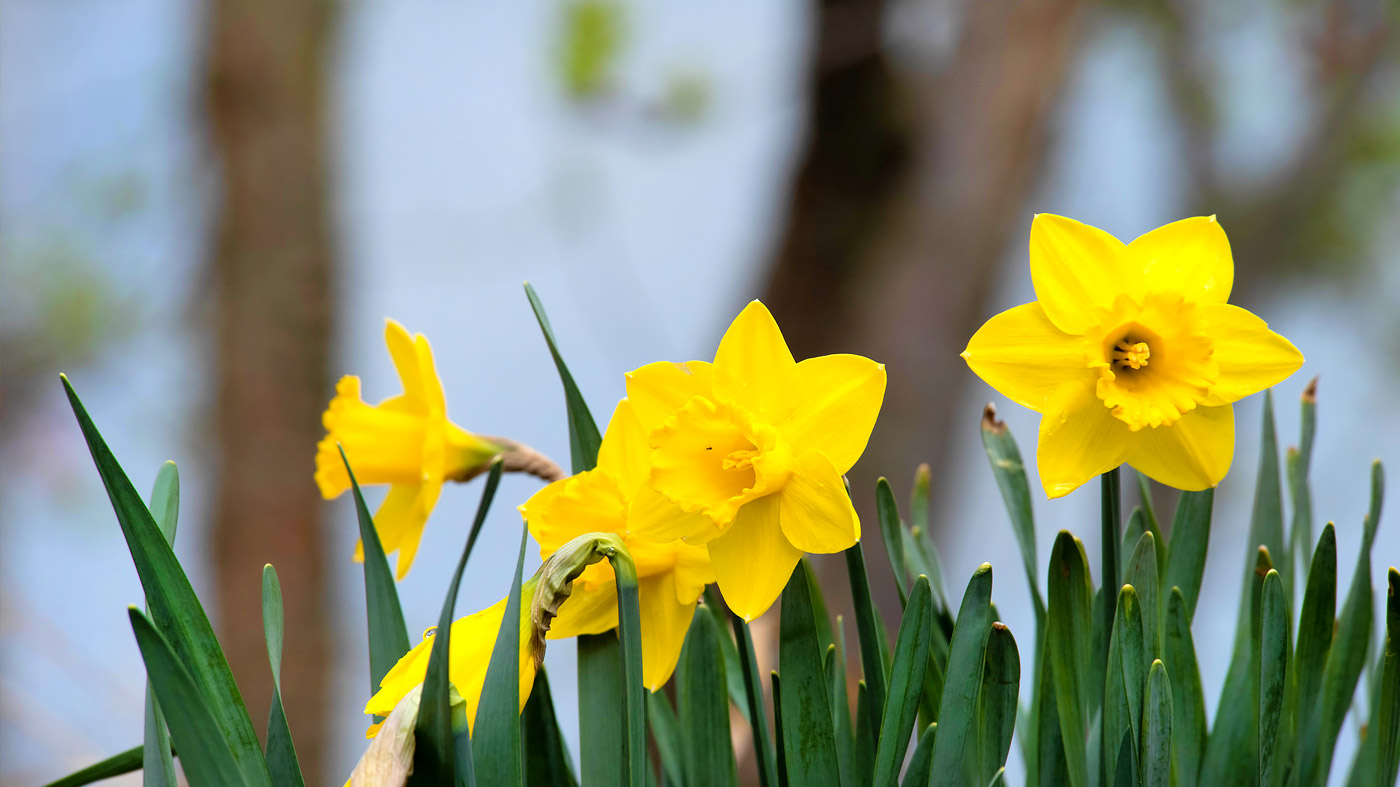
(207, 0, 334, 780)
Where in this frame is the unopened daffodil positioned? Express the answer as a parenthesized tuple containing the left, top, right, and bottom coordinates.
(520, 399, 713, 690)
(623, 301, 886, 621)
(962, 214, 1304, 498)
(363, 583, 537, 736)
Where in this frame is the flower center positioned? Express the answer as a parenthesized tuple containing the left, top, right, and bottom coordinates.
(1085, 293, 1219, 431)
(1112, 340, 1151, 371)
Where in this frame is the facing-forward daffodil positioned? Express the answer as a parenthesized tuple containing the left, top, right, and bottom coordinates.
(315, 319, 506, 579)
(363, 583, 537, 736)
(962, 214, 1304, 498)
(520, 399, 713, 690)
(623, 301, 886, 621)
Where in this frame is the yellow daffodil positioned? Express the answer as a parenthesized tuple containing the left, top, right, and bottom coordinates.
(363, 582, 537, 736)
(622, 301, 886, 621)
(520, 399, 714, 690)
(315, 319, 504, 579)
(962, 214, 1304, 498)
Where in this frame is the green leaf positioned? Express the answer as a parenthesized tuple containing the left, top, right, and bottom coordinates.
(726, 607, 779, 787)
(1377, 567, 1399, 787)
(1294, 523, 1338, 749)
(144, 463, 179, 787)
(261, 566, 304, 787)
(1247, 391, 1289, 612)
(853, 680, 877, 787)
(980, 408, 1047, 630)
(873, 575, 934, 786)
(987, 767, 1008, 787)
(473, 523, 530, 785)
(1143, 660, 1172, 787)
(977, 622, 1020, 784)
(412, 459, 504, 786)
(610, 546, 647, 787)
(43, 746, 146, 787)
(778, 562, 842, 787)
(61, 377, 267, 787)
(1120, 508, 1145, 579)
(803, 559, 837, 658)
(1110, 732, 1134, 787)
(1105, 585, 1145, 783)
(1163, 589, 1206, 787)
(1258, 569, 1290, 787)
(845, 542, 888, 729)
(525, 282, 601, 473)
(930, 563, 995, 787)
(1162, 490, 1214, 623)
(901, 724, 937, 787)
(1200, 547, 1272, 785)
(827, 641, 855, 787)
(679, 606, 739, 786)
(647, 690, 683, 787)
(1124, 532, 1160, 662)
(877, 477, 910, 606)
(771, 672, 789, 787)
(1036, 633, 1070, 787)
(1130, 470, 1168, 580)
(129, 608, 261, 787)
(702, 589, 752, 721)
(1300, 465, 1381, 786)
(1288, 381, 1318, 574)
(523, 669, 579, 787)
(341, 448, 411, 705)
(1043, 532, 1093, 787)
(578, 633, 625, 786)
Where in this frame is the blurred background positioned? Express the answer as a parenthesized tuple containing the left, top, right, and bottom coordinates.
(3, 0, 1399, 783)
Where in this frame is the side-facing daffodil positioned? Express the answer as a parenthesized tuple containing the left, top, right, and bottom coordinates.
(622, 301, 886, 621)
(363, 582, 538, 736)
(962, 214, 1304, 498)
(520, 399, 713, 690)
(315, 319, 563, 579)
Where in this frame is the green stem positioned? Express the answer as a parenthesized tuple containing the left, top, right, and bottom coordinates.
(1099, 467, 1121, 781)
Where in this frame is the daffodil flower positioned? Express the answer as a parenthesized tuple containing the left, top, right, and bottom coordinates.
(623, 301, 886, 621)
(962, 214, 1304, 498)
(315, 320, 507, 579)
(520, 399, 714, 690)
(363, 583, 538, 736)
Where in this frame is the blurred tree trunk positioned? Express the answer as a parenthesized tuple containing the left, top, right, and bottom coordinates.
(207, 0, 334, 780)
(763, 0, 1092, 644)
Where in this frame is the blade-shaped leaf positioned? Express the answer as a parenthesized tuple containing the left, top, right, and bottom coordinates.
(578, 634, 625, 786)
(728, 607, 779, 787)
(1288, 379, 1318, 573)
(261, 566, 305, 787)
(473, 523, 530, 785)
(1258, 569, 1289, 786)
(1377, 567, 1399, 787)
(1044, 533, 1093, 787)
(43, 746, 145, 787)
(129, 608, 261, 787)
(771, 672, 789, 787)
(62, 377, 267, 787)
(930, 563, 995, 787)
(877, 477, 910, 606)
(144, 463, 179, 787)
(901, 724, 937, 787)
(778, 562, 842, 787)
(1130, 470, 1167, 580)
(1200, 547, 1272, 785)
(647, 690, 683, 787)
(679, 606, 739, 787)
(981, 407, 1047, 630)
(873, 575, 934, 786)
(977, 622, 1020, 785)
(1293, 521, 1338, 764)
(1123, 532, 1160, 662)
(1143, 660, 1172, 787)
(412, 459, 504, 786)
(1162, 489, 1214, 623)
(1163, 588, 1206, 787)
(523, 669, 579, 787)
(525, 282, 601, 473)
(845, 543, 889, 729)
(342, 447, 411, 704)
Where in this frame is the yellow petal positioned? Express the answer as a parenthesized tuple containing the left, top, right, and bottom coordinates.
(1037, 382, 1131, 499)
(1126, 404, 1235, 491)
(1130, 216, 1233, 305)
(625, 360, 713, 434)
(707, 495, 801, 621)
(1198, 303, 1304, 406)
(371, 483, 429, 580)
(1030, 214, 1135, 333)
(522, 469, 628, 555)
(711, 301, 800, 421)
(638, 572, 696, 690)
(597, 399, 651, 494)
(627, 483, 721, 543)
(777, 451, 860, 554)
(781, 354, 886, 474)
(961, 302, 1092, 414)
(546, 577, 619, 639)
(412, 333, 447, 414)
(384, 319, 427, 408)
(669, 542, 715, 604)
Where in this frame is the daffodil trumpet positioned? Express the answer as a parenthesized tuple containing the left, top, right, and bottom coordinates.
(315, 318, 565, 580)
